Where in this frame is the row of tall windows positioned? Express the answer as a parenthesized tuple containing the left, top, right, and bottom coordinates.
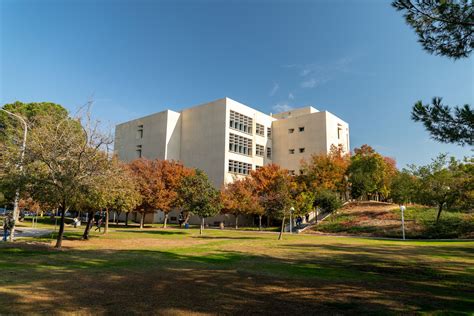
(229, 133, 253, 156)
(228, 160, 252, 175)
(230, 110, 253, 134)
(229, 111, 272, 138)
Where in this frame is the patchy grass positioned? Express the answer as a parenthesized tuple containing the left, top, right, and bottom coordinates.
(312, 202, 474, 239)
(0, 227, 473, 315)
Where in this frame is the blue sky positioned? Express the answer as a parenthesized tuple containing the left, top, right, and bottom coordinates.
(1, 0, 472, 167)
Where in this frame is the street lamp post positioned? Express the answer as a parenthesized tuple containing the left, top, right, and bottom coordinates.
(1, 109, 28, 242)
(289, 206, 295, 234)
(400, 204, 406, 240)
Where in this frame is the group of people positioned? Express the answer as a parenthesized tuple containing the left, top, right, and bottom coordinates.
(2, 213, 15, 241)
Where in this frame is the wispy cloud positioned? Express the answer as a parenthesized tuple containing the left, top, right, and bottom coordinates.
(300, 78, 329, 89)
(273, 102, 293, 113)
(288, 92, 294, 100)
(286, 56, 368, 89)
(269, 82, 279, 96)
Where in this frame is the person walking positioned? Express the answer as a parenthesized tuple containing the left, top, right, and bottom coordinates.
(2, 213, 14, 241)
(94, 217, 103, 232)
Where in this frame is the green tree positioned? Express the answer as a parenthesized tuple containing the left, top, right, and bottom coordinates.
(411, 154, 465, 222)
(392, 0, 473, 146)
(390, 170, 419, 204)
(178, 170, 221, 235)
(392, 0, 473, 59)
(348, 145, 396, 201)
(12, 110, 112, 248)
(313, 189, 343, 213)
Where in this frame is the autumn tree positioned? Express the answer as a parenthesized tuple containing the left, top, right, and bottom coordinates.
(221, 177, 256, 229)
(290, 180, 315, 219)
(251, 164, 292, 240)
(127, 159, 164, 229)
(127, 159, 193, 229)
(300, 145, 350, 199)
(178, 170, 221, 235)
(392, 0, 473, 146)
(157, 160, 194, 228)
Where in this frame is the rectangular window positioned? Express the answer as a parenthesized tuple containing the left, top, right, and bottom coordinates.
(229, 133, 252, 156)
(256, 165, 262, 170)
(256, 123, 265, 136)
(288, 128, 294, 134)
(299, 148, 305, 153)
(267, 147, 272, 159)
(230, 110, 253, 135)
(228, 160, 252, 175)
(137, 124, 144, 139)
(267, 127, 272, 138)
(289, 149, 295, 154)
(299, 126, 304, 132)
(136, 145, 142, 158)
(256, 144, 265, 157)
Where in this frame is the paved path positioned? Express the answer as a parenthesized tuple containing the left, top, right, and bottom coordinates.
(2, 227, 53, 239)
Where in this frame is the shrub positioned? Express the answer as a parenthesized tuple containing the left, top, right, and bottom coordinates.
(314, 190, 343, 213)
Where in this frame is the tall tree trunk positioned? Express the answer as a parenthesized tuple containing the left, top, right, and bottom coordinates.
(82, 210, 94, 240)
(258, 215, 262, 231)
(163, 213, 168, 228)
(55, 202, 67, 248)
(278, 216, 286, 241)
(125, 212, 129, 227)
(140, 212, 145, 229)
(436, 203, 443, 223)
(104, 208, 109, 234)
(235, 214, 239, 229)
(184, 212, 190, 224)
(116, 211, 122, 224)
(200, 217, 204, 236)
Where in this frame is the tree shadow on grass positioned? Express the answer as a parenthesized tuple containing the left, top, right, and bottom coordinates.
(114, 229, 186, 235)
(0, 242, 473, 315)
(192, 235, 264, 240)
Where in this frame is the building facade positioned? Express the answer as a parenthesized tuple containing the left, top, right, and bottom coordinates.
(115, 97, 349, 185)
(114, 97, 349, 225)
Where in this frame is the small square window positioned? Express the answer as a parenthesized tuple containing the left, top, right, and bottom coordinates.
(288, 128, 294, 134)
(299, 148, 305, 153)
(299, 127, 304, 132)
(289, 149, 295, 154)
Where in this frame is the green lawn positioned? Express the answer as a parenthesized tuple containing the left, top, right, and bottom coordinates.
(1, 225, 473, 315)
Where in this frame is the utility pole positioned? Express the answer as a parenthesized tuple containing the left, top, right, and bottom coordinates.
(1, 109, 28, 242)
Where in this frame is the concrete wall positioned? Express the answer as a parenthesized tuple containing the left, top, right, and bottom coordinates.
(114, 111, 170, 162)
(180, 99, 227, 187)
(272, 111, 327, 173)
(324, 111, 350, 154)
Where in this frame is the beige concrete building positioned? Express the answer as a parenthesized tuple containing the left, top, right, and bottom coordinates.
(114, 97, 349, 225)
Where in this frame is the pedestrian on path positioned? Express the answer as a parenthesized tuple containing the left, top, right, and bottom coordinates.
(2, 213, 15, 241)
